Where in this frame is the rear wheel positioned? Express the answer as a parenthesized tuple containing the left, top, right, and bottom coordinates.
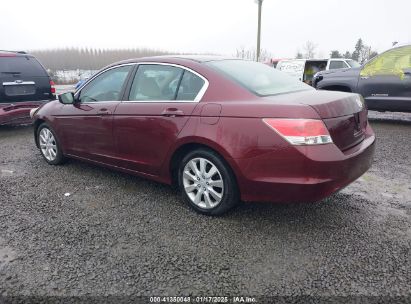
(178, 148, 239, 215)
(37, 123, 65, 165)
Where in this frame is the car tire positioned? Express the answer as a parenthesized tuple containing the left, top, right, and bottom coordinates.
(37, 123, 65, 165)
(178, 148, 239, 215)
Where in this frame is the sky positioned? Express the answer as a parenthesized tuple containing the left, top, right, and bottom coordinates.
(1, 0, 410, 58)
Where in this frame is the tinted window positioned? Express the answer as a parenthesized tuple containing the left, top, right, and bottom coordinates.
(176, 71, 205, 101)
(0, 56, 47, 76)
(361, 45, 411, 79)
(207, 60, 312, 96)
(79, 65, 132, 102)
(329, 61, 347, 70)
(129, 65, 184, 101)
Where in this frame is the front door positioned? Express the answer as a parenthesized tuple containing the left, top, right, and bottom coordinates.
(54, 65, 133, 163)
(113, 63, 207, 175)
(358, 45, 411, 112)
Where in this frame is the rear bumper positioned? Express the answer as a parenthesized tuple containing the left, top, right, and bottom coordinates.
(233, 125, 376, 203)
(0, 100, 51, 125)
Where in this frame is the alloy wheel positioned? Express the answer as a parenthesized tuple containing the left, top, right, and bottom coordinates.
(39, 128, 58, 161)
(182, 157, 224, 209)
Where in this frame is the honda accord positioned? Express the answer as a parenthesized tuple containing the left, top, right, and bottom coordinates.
(32, 56, 375, 215)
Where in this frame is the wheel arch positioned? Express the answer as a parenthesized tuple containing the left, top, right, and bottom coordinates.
(33, 118, 46, 148)
(165, 138, 240, 189)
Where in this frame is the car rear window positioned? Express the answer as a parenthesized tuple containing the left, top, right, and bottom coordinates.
(0, 56, 48, 76)
(206, 59, 312, 96)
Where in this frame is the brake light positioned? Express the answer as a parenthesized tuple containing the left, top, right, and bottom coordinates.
(263, 118, 333, 145)
(50, 80, 56, 94)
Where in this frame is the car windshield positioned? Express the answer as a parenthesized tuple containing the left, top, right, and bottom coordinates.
(206, 59, 312, 96)
(346, 60, 361, 68)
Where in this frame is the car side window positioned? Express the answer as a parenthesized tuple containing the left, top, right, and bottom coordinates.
(176, 71, 205, 101)
(361, 45, 411, 79)
(79, 65, 132, 102)
(329, 61, 346, 70)
(129, 65, 184, 101)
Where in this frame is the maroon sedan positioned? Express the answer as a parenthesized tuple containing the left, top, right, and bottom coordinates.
(32, 56, 375, 215)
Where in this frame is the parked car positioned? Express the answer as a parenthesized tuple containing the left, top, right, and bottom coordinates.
(74, 77, 89, 90)
(0, 50, 55, 125)
(264, 58, 288, 68)
(313, 44, 411, 112)
(276, 58, 360, 85)
(32, 56, 375, 215)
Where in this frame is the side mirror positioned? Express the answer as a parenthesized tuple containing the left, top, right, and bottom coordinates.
(58, 92, 76, 104)
(403, 68, 411, 76)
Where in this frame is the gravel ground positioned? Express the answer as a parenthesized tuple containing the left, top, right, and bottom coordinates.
(0, 120, 410, 301)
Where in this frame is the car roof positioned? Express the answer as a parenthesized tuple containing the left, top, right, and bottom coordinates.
(153, 55, 236, 62)
(279, 58, 329, 62)
(392, 43, 411, 49)
(0, 50, 31, 57)
(111, 55, 238, 66)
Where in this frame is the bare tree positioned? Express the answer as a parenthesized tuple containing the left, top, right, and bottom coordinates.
(30, 47, 180, 71)
(235, 47, 272, 62)
(303, 41, 317, 59)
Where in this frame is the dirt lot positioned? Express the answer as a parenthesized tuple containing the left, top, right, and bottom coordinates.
(0, 119, 410, 301)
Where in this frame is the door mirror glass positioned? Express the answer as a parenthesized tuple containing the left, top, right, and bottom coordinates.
(58, 92, 75, 104)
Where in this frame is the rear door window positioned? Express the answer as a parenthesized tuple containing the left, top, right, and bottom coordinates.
(0, 56, 47, 76)
(176, 71, 205, 101)
(329, 61, 348, 70)
(128, 64, 184, 101)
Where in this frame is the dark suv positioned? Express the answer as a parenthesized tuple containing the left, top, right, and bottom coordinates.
(313, 44, 411, 112)
(0, 51, 55, 125)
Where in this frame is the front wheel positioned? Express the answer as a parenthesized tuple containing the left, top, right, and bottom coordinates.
(178, 149, 239, 215)
(37, 123, 65, 165)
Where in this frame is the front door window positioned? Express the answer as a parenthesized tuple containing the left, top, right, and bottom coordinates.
(79, 65, 132, 102)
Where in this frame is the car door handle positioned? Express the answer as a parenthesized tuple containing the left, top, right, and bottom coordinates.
(161, 108, 184, 117)
(360, 76, 369, 80)
(98, 108, 111, 115)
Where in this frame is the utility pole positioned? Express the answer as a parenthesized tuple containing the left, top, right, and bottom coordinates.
(256, 0, 263, 62)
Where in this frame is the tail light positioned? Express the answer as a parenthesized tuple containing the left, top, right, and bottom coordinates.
(263, 118, 333, 145)
(50, 80, 56, 95)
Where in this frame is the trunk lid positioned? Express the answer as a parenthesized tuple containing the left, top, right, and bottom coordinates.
(264, 90, 368, 151)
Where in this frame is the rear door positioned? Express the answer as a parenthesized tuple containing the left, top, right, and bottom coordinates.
(54, 65, 133, 163)
(358, 45, 411, 112)
(113, 63, 207, 175)
(0, 55, 51, 103)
